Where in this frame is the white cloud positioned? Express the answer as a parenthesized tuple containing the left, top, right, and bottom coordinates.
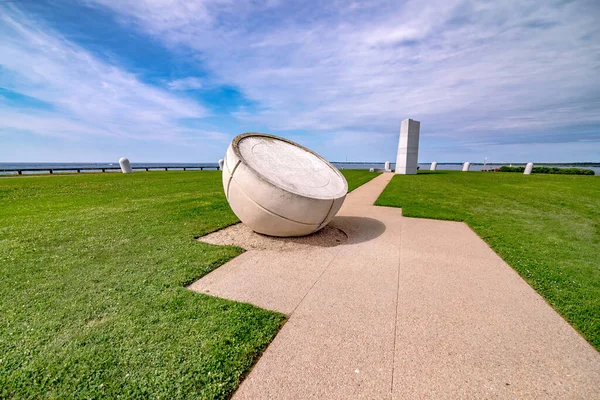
(167, 77, 204, 91)
(2, 0, 599, 162)
(87, 0, 216, 34)
(88, 0, 600, 144)
(0, 9, 212, 142)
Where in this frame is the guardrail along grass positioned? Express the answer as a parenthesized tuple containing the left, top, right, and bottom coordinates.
(376, 171, 600, 350)
(0, 169, 377, 398)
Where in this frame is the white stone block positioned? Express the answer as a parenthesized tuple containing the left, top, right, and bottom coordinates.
(218, 159, 224, 170)
(462, 162, 471, 172)
(395, 119, 420, 175)
(524, 162, 534, 175)
(119, 157, 132, 174)
(222, 133, 348, 237)
(430, 161, 437, 171)
(384, 161, 391, 172)
(369, 168, 375, 172)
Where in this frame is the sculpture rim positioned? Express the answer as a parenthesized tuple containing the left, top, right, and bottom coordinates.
(231, 132, 348, 200)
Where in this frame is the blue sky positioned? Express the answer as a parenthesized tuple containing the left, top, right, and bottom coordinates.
(1, 0, 599, 163)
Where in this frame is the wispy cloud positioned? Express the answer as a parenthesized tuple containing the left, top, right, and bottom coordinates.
(0, 7, 213, 142)
(2, 0, 599, 162)
(167, 77, 204, 91)
(89, 0, 600, 146)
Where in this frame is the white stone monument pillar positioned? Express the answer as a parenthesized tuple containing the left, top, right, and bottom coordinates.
(430, 161, 437, 171)
(462, 162, 471, 172)
(119, 157, 132, 174)
(218, 159, 224, 170)
(395, 119, 420, 175)
(384, 161, 391, 172)
(524, 162, 534, 175)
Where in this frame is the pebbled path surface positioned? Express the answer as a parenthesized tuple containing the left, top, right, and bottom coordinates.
(189, 173, 600, 399)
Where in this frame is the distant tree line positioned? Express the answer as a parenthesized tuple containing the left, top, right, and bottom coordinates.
(498, 166, 595, 175)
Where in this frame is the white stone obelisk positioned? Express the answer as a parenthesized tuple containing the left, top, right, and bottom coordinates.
(119, 157, 132, 174)
(395, 119, 420, 174)
(462, 162, 471, 172)
(430, 161, 437, 171)
(524, 162, 534, 175)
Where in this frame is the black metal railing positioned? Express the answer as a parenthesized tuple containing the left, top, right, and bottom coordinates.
(0, 165, 220, 175)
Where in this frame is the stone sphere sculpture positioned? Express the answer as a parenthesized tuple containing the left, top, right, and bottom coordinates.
(119, 157, 132, 174)
(222, 133, 348, 237)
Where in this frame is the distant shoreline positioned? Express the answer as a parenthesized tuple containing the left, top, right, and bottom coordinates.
(1, 162, 599, 175)
(2, 162, 599, 166)
(331, 161, 600, 166)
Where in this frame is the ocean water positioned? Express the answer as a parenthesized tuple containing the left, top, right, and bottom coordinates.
(0, 162, 598, 175)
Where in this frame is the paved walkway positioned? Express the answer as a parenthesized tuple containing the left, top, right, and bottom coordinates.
(190, 173, 600, 399)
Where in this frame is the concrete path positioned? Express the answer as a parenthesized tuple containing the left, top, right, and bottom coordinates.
(190, 173, 600, 399)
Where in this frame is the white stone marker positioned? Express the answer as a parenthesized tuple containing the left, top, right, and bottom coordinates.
(430, 161, 437, 171)
(119, 157, 132, 174)
(222, 133, 348, 237)
(218, 159, 224, 170)
(462, 162, 471, 172)
(369, 168, 375, 172)
(524, 162, 534, 175)
(395, 118, 420, 174)
(384, 161, 391, 172)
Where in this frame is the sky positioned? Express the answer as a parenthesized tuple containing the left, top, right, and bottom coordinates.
(0, 0, 599, 163)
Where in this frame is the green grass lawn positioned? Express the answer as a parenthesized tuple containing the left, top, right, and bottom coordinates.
(0, 169, 378, 399)
(342, 169, 381, 192)
(376, 171, 600, 350)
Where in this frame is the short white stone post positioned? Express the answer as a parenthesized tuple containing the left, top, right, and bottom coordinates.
(218, 159, 224, 170)
(462, 162, 471, 172)
(119, 157, 132, 174)
(395, 119, 420, 174)
(524, 162, 534, 175)
(430, 161, 437, 171)
(384, 161, 391, 172)
(369, 168, 375, 172)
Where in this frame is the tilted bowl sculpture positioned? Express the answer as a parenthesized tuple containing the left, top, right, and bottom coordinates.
(222, 133, 348, 237)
